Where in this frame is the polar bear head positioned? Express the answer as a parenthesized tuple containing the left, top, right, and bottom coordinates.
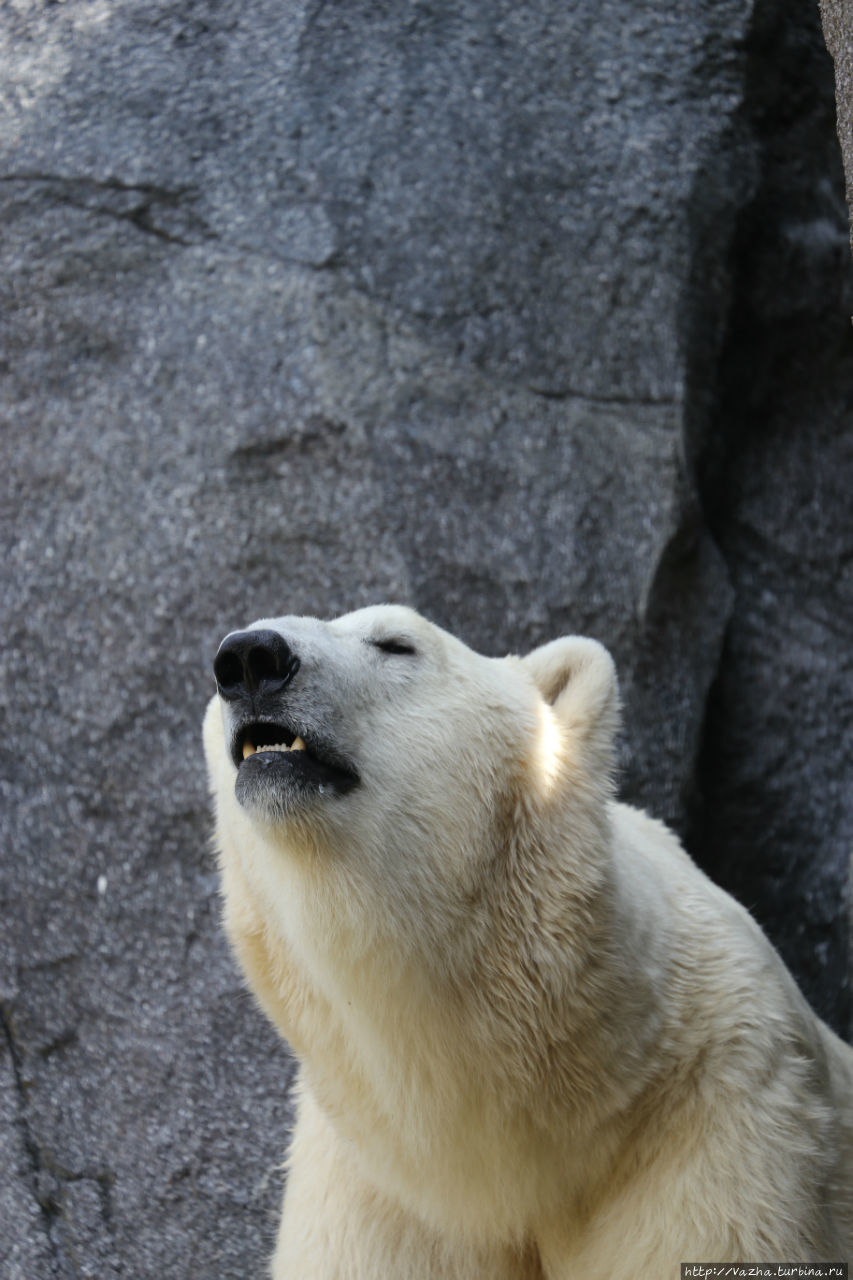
(203, 604, 618, 951)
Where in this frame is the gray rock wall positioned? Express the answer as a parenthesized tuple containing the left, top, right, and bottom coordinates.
(822, 0, 853, 253)
(1, 0, 850, 1275)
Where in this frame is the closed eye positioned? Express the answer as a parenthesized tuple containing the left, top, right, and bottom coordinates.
(369, 637, 417, 656)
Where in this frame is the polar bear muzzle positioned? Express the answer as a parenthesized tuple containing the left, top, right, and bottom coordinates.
(212, 628, 359, 804)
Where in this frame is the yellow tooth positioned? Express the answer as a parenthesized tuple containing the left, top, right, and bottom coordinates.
(242, 741, 256, 760)
(291, 736, 306, 751)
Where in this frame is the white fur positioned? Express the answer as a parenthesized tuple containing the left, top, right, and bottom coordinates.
(203, 605, 853, 1279)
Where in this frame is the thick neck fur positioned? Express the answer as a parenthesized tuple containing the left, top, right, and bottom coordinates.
(216, 745, 671, 1244)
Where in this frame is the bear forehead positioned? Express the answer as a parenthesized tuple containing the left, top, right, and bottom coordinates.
(248, 603, 431, 641)
(328, 603, 426, 636)
(244, 603, 484, 669)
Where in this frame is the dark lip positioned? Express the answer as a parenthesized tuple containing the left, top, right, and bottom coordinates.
(229, 718, 360, 793)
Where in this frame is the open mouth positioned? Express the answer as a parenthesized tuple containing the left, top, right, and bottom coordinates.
(238, 722, 308, 762)
(232, 721, 359, 795)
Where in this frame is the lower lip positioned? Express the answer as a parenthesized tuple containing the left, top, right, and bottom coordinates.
(237, 747, 359, 795)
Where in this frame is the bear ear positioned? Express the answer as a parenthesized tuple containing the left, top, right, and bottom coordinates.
(521, 636, 620, 774)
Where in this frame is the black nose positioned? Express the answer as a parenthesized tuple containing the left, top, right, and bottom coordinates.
(213, 629, 300, 701)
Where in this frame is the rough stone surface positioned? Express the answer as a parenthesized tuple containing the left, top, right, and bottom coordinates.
(822, 0, 853, 253)
(0, 0, 850, 1275)
(690, 0, 853, 1044)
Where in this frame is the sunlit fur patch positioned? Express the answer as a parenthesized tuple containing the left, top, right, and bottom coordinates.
(533, 701, 563, 796)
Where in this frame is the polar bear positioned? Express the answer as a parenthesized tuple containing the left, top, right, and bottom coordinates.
(203, 604, 853, 1279)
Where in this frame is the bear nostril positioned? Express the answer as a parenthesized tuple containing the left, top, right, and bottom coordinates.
(246, 643, 281, 689)
(213, 629, 299, 700)
(212, 649, 243, 694)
